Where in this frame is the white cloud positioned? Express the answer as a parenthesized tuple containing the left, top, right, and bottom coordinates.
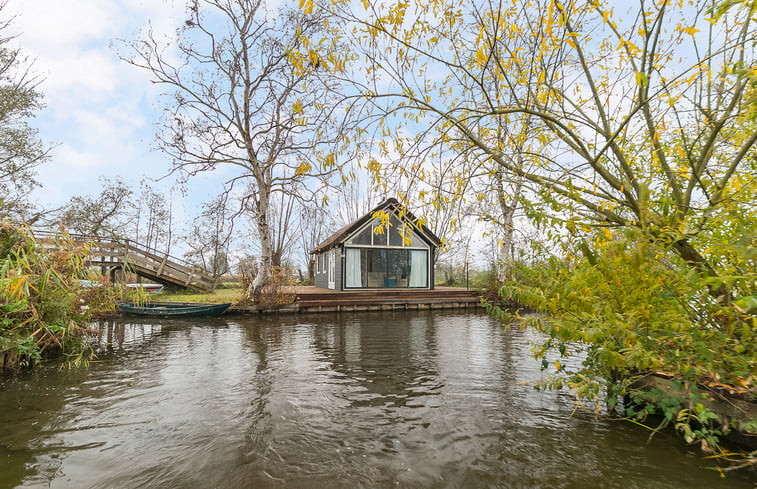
(3, 1, 186, 209)
(4, 0, 263, 237)
(10, 1, 115, 51)
(56, 144, 102, 170)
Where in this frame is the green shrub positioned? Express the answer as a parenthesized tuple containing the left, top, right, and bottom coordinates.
(486, 228, 755, 456)
(0, 224, 118, 368)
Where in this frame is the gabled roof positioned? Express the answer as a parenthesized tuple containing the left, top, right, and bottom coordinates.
(310, 198, 441, 254)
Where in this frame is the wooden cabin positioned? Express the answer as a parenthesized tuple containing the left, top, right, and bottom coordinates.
(311, 198, 441, 291)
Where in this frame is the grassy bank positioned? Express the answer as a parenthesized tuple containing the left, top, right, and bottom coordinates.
(150, 285, 245, 304)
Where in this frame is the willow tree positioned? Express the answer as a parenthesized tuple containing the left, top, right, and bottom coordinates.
(322, 0, 756, 296)
(324, 0, 560, 278)
(125, 0, 352, 298)
(316, 1, 757, 449)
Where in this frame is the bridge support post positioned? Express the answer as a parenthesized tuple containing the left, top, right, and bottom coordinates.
(184, 270, 195, 287)
(157, 253, 169, 276)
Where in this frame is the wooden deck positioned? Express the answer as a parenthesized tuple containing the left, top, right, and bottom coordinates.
(228, 286, 483, 314)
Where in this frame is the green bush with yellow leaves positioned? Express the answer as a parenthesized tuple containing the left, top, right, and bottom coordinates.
(0, 223, 118, 368)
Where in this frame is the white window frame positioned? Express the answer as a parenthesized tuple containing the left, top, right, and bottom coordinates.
(345, 214, 430, 250)
(328, 249, 336, 289)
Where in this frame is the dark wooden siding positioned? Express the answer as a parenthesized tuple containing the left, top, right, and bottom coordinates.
(334, 246, 343, 291)
(314, 251, 328, 289)
(313, 248, 344, 290)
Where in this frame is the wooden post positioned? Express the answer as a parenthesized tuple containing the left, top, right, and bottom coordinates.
(157, 253, 169, 276)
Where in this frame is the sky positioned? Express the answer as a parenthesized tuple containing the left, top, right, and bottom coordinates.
(4, 0, 445, 267)
(7, 0, 205, 211)
(3, 0, 507, 268)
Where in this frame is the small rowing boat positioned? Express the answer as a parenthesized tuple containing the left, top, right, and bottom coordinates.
(118, 302, 231, 317)
(125, 283, 165, 293)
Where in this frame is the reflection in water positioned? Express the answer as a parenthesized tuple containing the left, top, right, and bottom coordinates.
(0, 311, 752, 489)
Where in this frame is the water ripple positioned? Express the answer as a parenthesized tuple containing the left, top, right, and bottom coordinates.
(0, 311, 752, 488)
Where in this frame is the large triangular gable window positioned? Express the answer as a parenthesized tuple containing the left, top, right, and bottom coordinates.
(346, 213, 429, 250)
(343, 209, 430, 288)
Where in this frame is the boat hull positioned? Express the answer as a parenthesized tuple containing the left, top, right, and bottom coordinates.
(125, 283, 165, 293)
(118, 302, 231, 317)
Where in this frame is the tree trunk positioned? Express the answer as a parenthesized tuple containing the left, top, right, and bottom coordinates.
(249, 192, 272, 302)
(671, 237, 728, 303)
(497, 212, 514, 283)
(495, 169, 522, 284)
(271, 248, 282, 268)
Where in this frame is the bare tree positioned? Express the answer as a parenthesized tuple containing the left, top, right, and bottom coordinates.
(330, 167, 379, 227)
(134, 180, 170, 251)
(57, 176, 135, 238)
(123, 0, 353, 300)
(183, 195, 232, 279)
(297, 201, 329, 280)
(243, 187, 298, 268)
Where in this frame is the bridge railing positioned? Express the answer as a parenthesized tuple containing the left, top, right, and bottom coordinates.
(32, 230, 197, 270)
(32, 229, 218, 290)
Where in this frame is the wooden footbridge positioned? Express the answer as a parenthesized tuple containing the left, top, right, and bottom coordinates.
(36, 231, 218, 291)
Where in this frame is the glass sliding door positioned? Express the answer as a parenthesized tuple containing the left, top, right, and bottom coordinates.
(388, 249, 410, 287)
(345, 248, 362, 288)
(344, 248, 428, 289)
(366, 249, 387, 287)
(409, 250, 427, 287)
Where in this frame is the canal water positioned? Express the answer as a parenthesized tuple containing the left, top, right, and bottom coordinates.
(0, 311, 752, 488)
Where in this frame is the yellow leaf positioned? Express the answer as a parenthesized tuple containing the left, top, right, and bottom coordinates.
(325, 153, 336, 168)
(292, 99, 303, 114)
(296, 161, 312, 176)
(554, 360, 561, 371)
(635, 71, 648, 87)
(476, 47, 486, 67)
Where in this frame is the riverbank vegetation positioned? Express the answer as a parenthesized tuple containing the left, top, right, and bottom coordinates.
(489, 227, 755, 455)
(0, 224, 118, 368)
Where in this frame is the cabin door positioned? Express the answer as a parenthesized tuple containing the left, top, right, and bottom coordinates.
(328, 249, 336, 289)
